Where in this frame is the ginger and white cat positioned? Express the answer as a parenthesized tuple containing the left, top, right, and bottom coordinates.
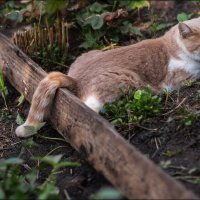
(16, 17, 200, 137)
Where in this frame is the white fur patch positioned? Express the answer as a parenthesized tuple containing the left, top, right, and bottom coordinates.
(84, 95, 103, 113)
(168, 33, 200, 78)
(15, 121, 30, 137)
(168, 55, 200, 77)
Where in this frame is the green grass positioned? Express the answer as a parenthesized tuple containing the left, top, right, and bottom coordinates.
(0, 138, 80, 200)
(102, 88, 161, 125)
(0, 65, 8, 109)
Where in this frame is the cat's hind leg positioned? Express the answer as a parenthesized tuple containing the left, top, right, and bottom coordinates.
(15, 72, 77, 137)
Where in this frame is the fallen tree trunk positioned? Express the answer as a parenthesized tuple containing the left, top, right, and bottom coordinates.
(0, 33, 198, 199)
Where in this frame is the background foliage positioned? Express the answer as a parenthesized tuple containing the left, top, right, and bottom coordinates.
(0, 0, 200, 199)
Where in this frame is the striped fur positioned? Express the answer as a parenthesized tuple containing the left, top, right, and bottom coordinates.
(15, 72, 77, 137)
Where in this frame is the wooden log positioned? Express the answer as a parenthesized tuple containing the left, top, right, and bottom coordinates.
(0, 33, 198, 199)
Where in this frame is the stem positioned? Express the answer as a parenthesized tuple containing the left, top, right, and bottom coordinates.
(37, 135, 66, 142)
(2, 93, 8, 110)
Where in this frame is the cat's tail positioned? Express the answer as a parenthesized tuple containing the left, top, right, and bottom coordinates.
(15, 72, 77, 137)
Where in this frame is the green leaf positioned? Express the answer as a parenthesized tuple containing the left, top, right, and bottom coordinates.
(111, 118, 123, 125)
(130, 0, 150, 10)
(54, 161, 81, 168)
(34, 154, 63, 166)
(22, 138, 36, 149)
(17, 94, 25, 106)
(38, 183, 59, 200)
(0, 158, 24, 167)
(129, 26, 143, 37)
(195, 177, 200, 185)
(6, 11, 19, 21)
(90, 187, 122, 200)
(4, 9, 23, 23)
(0, 66, 5, 96)
(26, 170, 38, 190)
(24, 122, 45, 135)
(16, 114, 24, 125)
(160, 160, 171, 169)
(102, 88, 161, 124)
(17, 10, 24, 23)
(34, 155, 80, 168)
(0, 187, 5, 199)
(185, 120, 192, 126)
(149, 23, 171, 35)
(24, 125, 38, 135)
(89, 2, 108, 13)
(79, 30, 103, 49)
(90, 15, 104, 30)
(134, 90, 142, 100)
(120, 22, 142, 37)
(177, 13, 189, 22)
(155, 23, 168, 31)
(120, 0, 149, 11)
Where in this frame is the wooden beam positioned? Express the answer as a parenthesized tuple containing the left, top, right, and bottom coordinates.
(0, 33, 198, 199)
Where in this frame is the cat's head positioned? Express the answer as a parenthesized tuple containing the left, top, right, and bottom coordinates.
(177, 18, 200, 60)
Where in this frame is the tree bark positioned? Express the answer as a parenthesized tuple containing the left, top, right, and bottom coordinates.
(0, 33, 197, 199)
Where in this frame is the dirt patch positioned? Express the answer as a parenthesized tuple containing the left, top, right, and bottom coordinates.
(107, 82, 200, 197)
(0, 83, 110, 199)
(1, 81, 200, 199)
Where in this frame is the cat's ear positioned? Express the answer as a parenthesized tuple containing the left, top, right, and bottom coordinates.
(178, 23, 193, 38)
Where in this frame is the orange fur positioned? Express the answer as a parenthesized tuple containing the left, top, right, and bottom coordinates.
(16, 17, 200, 137)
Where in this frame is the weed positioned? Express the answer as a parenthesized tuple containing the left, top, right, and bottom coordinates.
(178, 108, 198, 126)
(163, 149, 182, 158)
(79, 29, 105, 50)
(160, 160, 172, 169)
(6, 0, 147, 55)
(17, 94, 25, 107)
(195, 177, 200, 185)
(16, 113, 24, 125)
(0, 137, 80, 200)
(196, 90, 200, 101)
(0, 65, 8, 109)
(148, 22, 171, 36)
(118, 0, 149, 11)
(102, 88, 161, 125)
(177, 12, 194, 22)
(0, 155, 79, 200)
(76, 1, 144, 50)
(0, 108, 12, 121)
(184, 79, 194, 87)
(120, 21, 143, 37)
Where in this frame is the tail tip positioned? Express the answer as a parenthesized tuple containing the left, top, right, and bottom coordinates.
(15, 124, 33, 138)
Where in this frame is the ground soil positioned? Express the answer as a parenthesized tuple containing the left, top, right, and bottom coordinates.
(1, 0, 200, 199)
(113, 83, 200, 197)
(0, 82, 111, 199)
